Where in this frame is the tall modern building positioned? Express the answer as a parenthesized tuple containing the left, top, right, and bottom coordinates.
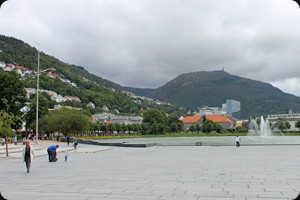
(226, 99, 241, 119)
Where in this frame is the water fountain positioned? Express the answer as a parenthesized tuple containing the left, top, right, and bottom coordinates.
(259, 116, 273, 137)
(248, 116, 273, 137)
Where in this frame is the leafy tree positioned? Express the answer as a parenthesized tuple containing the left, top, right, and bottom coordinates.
(107, 123, 116, 133)
(137, 124, 142, 133)
(177, 122, 183, 132)
(277, 121, 285, 132)
(140, 123, 149, 135)
(24, 93, 49, 132)
(0, 110, 17, 156)
(90, 122, 100, 132)
(214, 123, 223, 133)
(166, 113, 183, 133)
(150, 123, 158, 134)
(296, 120, 300, 131)
(39, 108, 90, 136)
(167, 113, 181, 126)
(196, 124, 202, 133)
(115, 123, 122, 134)
(121, 124, 127, 133)
(189, 125, 196, 133)
(202, 120, 223, 133)
(127, 124, 133, 134)
(170, 122, 179, 133)
(100, 123, 107, 133)
(69, 114, 90, 136)
(275, 120, 287, 132)
(0, 71, 26, 117)
(132, 124, 141, 133)
(274, 120, 291, 132)
(285, 121, 291, 131)
(202, 120, 215, 133)
(158, 123, 166, 134)
(143, 109, 166, 125)
(39, 115, 55, 135)
(0, 110, 15, 138)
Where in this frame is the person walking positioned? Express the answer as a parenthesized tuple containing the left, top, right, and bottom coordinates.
(22, 141, 35, 173)
(66, 136, 70, 146)
(47, 145, 59, 162)
(13, 135, 17, 145)
(236, 136, 241, 147)
(73, 139, 78, 150)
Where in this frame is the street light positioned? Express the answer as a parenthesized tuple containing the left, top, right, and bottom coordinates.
(35, 42, 40, 144)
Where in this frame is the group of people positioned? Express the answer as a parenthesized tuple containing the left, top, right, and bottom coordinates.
(22, 137, 79, 173)
(22, 142, 61, 173)
(22, 136, 241, 173)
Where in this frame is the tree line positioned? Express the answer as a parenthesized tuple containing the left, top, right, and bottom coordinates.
(2, 69, 300, 140)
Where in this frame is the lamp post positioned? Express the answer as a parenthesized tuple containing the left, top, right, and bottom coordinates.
(35, 43, 40, 144)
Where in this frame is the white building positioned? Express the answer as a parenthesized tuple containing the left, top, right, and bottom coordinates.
(91, 113, 115, 122)
(194, 106, 226, 116)
(25, 88, 36, 99)
(53, 94, 65, 103)
(110, 116, 143, 125)
(0, 61, 5, 68)
(102, 105, 109, 111)
(266, 112, 300, 132)
(4, 64, 15, 71)
(87, 102, 95, 108)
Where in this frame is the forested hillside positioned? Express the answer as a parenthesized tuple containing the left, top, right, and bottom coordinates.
(0, 35, 169, 115)
(147, 70, 300, 118)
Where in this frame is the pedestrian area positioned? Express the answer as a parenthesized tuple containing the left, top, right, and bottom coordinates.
(0, 143, 299, 200)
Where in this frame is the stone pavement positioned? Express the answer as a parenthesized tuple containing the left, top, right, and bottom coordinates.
(0, 140, 111, 158)
(0, 144, 299, 200)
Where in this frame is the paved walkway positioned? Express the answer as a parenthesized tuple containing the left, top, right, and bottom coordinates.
(0, 141, 110, 158)
(0, 143, 299, 200)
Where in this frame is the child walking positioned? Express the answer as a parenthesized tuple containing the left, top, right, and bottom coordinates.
(65, 151, 69, 162)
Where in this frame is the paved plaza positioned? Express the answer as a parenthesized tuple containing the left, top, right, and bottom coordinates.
(0, 142, 299, 200)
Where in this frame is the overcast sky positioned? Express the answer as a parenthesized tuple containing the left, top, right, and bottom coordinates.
(1, 0, 300, 96)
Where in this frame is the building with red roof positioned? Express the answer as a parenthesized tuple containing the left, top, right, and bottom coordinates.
(182, 114, 236, 131)
(182, 115, 202, 131)
(16, 65, 28, 71)
(205, 115, 235, 129)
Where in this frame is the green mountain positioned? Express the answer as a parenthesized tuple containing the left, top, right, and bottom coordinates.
(0, 35, 121, 89)
(0, 35, 140, 114)
(0, 35, 181, 115)
(147, 70, 300, 118)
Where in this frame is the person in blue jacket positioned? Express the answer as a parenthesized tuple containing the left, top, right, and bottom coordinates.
(47, 145, 59, 162)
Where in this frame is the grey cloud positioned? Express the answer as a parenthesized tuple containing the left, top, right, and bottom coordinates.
(1, 0, 300, 96)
